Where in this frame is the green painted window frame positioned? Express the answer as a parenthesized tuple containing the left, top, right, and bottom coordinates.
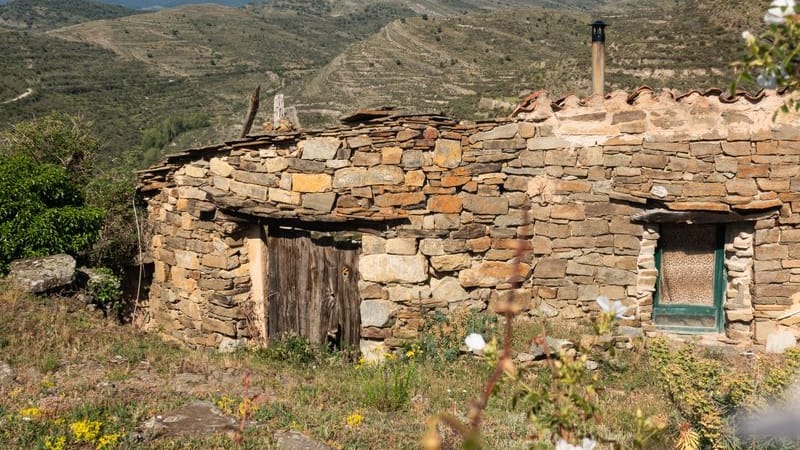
(652, 224, 726, 333)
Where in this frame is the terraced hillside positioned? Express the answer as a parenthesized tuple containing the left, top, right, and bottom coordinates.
(103, 0, 249, 8)
(264, 0, 604, 17)
(0, 28, 223, 158)
(291, 0, 759, 124)
(1, 0, 770, 161)
(0, 0, 137, 30)
(51, 3, 413, 80)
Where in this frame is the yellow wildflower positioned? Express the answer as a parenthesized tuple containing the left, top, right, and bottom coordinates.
(346, 410, 364, 428)
(355, 357, 366, 370)
(238, 398, 259, 417)
(44, 436, 66, 450)
(71, 420, 102, 443)
(19, 406, 41, 420)
(96, 433, 122, 450)
(215, 395, 236, 414)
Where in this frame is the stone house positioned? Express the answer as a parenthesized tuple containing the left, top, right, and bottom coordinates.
(137, 87, 800, 353)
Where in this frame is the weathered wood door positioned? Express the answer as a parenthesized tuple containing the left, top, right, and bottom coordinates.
(267, 227, 360, 348)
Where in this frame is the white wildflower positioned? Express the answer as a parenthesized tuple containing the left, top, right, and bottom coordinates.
(757, 71, 779, 89)
(596, 295, 634, 320)
(555, 438, 598, 450)
(764, 0, 796, 25)
(742, 30, 756, 45)
(464, 333, 486, 353)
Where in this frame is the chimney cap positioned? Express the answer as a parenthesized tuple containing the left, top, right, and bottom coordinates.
(590, 20, 607, 42)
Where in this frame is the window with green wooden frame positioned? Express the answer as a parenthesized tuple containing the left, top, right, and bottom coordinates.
(653, 223, 726, 333)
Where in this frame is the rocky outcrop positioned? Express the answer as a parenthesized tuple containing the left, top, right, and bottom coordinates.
(8, 254, 76, 294)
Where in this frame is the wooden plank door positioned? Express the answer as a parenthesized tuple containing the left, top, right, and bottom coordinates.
(267, 227, 360, 348)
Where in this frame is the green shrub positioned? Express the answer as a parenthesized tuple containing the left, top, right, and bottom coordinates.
(648, 340, 800, 449)
(84, 170, 140, 271)
(356, 352, 418, 412)
(254, 333, 321, 365)
(0, 112, 99, 184)
(86, 268, 122, 315)
(0, 155, 103, 271)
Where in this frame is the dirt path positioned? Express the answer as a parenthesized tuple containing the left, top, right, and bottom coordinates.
(2, 88, 32, 104)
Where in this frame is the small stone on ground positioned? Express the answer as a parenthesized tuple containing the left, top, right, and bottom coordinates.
(139, 401, 237, 439)
(766, 329, 797, 354)
(274, 430, 332, 450)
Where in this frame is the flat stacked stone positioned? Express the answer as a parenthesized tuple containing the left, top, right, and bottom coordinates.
(139, 89, 800, 352)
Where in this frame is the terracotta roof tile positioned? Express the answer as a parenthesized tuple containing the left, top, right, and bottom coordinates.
(511, 86, 779, 117)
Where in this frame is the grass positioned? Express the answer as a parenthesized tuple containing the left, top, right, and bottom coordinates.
(0, 286, 663, 449)
(1, 284, 794, 449)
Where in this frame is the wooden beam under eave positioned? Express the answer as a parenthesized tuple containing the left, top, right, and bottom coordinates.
(631, 208, 780, 224)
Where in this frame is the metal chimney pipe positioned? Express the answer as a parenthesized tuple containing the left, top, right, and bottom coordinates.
(590, 20, 607, 97)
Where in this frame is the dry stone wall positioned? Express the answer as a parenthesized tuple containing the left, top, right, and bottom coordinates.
(138, 88, 800, 351)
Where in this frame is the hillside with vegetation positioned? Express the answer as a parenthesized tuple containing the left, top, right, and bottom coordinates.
(0, 0, 137, 30)
(0, 0, 770, 163)
(292, 0, 757, 123)
(0, 28, 228, 166)
(98, 0, 249, 8)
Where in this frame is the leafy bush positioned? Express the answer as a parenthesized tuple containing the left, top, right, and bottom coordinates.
(0, 114, 143, 273)
(735, 1, 800, 111)
(0, 112, 99, 184)
(86, 268, 123, 315)
(0, 154, 103, 271)
(648, 339, 800, 449)
(84, 169, 141, 271)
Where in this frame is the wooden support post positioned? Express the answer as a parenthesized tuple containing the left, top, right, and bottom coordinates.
(240, 85, 261, 138)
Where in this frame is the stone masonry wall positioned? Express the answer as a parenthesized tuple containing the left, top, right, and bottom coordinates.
(138, 88, 800, 351)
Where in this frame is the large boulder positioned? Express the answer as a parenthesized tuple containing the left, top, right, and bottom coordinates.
(8, 254, 76, 293)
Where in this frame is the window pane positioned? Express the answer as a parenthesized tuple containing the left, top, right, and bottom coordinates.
(658, 224, 718, 307)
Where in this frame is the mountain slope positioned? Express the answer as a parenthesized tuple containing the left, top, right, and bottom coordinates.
(289, 0, 755, 124)
(99, 0, 248, 8)
(0, 28, 223, 160)
(50, 3, 415, 79)
(0, 0, 137, 30)
(0, 0, 768, 160)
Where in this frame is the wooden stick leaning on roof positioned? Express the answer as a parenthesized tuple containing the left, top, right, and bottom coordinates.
(240, 85, 261, 138)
